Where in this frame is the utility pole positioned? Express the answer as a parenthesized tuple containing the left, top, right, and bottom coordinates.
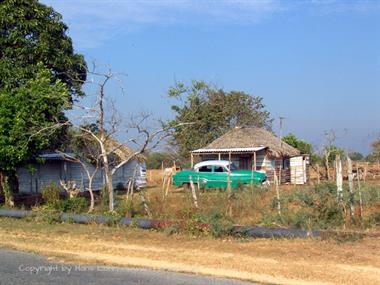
(279, 116, 286, 148)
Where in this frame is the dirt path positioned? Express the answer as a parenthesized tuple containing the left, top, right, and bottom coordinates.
(0, 217, 379, 285)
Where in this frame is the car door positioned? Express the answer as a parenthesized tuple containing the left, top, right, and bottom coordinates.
(196, 165, 213, 187)
(212, 165, 228, 189)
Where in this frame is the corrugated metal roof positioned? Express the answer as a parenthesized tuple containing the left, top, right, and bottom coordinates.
(39, 152, 75, 160)
(191, 146, 266, 154)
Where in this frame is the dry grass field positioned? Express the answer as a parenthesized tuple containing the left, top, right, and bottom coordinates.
(0, 217, 379, 285)
(0, 168, 378, 284)
(143, 169, 379, 228)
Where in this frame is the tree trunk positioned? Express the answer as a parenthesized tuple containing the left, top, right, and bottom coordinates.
(2, 175, 14, 207)
(88, 177, 95, 213)
(325, 154, 330, 180)
(316, 164, 320, 184)
(105, 168, 114, 212)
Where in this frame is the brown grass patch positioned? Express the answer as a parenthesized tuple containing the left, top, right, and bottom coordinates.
(0, 217, 379, 285)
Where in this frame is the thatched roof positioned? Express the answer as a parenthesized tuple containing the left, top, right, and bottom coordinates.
(194, 127, 300, 157)
(104, 139, 146, 163)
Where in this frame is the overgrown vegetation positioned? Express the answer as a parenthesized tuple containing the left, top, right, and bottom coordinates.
(41, 183, 61, 205)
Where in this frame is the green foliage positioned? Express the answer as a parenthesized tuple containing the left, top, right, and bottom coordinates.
(52, 197, 88, 213)
(166, 81, 272, 158)
(0, 0, 86, 97)
(282, 133, 313, 155)
(146, 152, 173, 169)
(41, 182, 60, 205)
(0, 0, 86, 180)
(262, 182, 380, 230)
(263, 182, 345, 230)
(366, 139, 380, 162)
(282, 133, 321, 164)
(324, 145, 344, 163)
(348, 152, 364, 161)
(0, 66, 70, 172)
(185, 210, 234, 238)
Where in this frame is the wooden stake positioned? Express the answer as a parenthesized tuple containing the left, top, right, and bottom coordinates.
(273, 169, 281, 217)
(227, 151, 233, 216)
(335, 155, 343, 203)
(356, 164, 363, 218)
(347, 156, 355, 221)
(189, 176, 198, 209)
(316, 164, 320, 184)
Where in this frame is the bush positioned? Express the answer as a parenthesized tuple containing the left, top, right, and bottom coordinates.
(262, 182, 345, 230)
(41, 183, 60, 205)
(53, 197, 88, 213)
(185, 210, 234, 238)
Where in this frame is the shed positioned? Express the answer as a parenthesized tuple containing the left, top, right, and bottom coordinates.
(16, 143, 146, 194)
(191, 127, 309, 184)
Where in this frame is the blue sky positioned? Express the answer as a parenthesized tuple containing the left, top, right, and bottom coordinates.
(42, 0, 380, 154)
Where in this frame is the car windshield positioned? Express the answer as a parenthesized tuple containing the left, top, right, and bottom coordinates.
(228, 163, 238, 171)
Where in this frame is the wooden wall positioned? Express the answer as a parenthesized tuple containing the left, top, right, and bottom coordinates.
(16, 159, 146, 194)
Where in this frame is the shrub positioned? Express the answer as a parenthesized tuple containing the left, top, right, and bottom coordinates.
(41, 183, 61, 205)
(53, 197, 88, 213)
(262, 182, 345, 230)
(185, 210, 234, 238)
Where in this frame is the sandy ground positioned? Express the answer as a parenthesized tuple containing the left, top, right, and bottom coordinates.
(0, 217, 379, 285)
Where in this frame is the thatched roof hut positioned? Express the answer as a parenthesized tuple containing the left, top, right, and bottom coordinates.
(104, 139, 146, 163)
(191, 127, 308, 184)
(192, 127, 300, 157)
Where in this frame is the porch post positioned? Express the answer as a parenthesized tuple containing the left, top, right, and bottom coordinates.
(191, 153, 194, 168)
(253, 151, 257, 171)
(218, 153, 221, 160)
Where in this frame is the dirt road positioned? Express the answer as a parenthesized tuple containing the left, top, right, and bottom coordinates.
(0, 217, 379, 285)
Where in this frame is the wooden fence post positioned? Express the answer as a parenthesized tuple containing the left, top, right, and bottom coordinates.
(273, 169, 281, 217)
(335, 155, 343, 203)
(189, 176, 198, 209)
(347, 156, 355, 221)
(316, 164, 320, 184)
(356, 164, 363, 219)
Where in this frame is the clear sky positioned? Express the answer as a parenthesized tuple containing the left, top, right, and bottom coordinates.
(42, 0, 380, 154)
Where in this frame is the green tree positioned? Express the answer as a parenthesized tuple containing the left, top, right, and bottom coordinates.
(0, 66, 70, 173)
(167, 81, 272, 158)
(282, 133, 321, 164)
(366, 139, 380, 162)
(282, 133, 313, 155)
(0, 0, 86, 97)
(348, 151, 364, 161)
(0, 0, 86, 195)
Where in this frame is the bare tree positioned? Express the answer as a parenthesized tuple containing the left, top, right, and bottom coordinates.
(59, 150, 100, 213)
(33, 65, 191, 212)
(323, 130, 337, 180)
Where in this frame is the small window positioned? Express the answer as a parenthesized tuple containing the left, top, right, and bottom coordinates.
(198, 165, 212, 172)
(214, 166, 226, 173)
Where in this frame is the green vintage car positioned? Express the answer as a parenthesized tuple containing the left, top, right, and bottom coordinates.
(172, 160, 267, 189)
